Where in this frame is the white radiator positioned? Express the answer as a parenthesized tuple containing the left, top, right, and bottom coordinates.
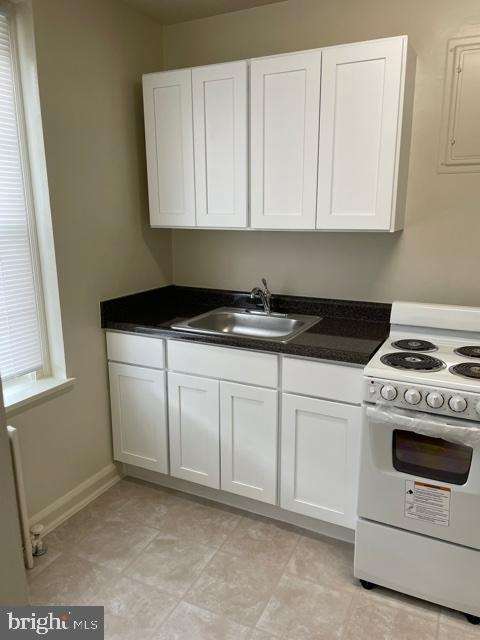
(7, 426, 34, 569)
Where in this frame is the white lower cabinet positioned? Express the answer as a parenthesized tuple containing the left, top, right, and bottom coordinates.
(109, 362, 168, 473)
(281, 393, 362, 529)
(107, 333, 363, 532)
(168, 372, 220, 489)
(220, 381, 278, 504)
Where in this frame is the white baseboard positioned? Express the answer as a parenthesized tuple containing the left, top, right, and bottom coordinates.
(29, 462, 122, 535)
(125, 465, 355, 544)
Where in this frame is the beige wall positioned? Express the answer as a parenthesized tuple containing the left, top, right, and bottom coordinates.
(12, 0, 170, 516)
(164, 0, 480, 305)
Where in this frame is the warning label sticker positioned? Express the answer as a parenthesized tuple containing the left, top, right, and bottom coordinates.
(404, 480, 451, 527)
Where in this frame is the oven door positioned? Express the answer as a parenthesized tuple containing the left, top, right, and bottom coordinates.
(358, 405, 480, 550)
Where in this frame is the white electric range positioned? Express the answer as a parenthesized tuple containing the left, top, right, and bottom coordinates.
(355, 301, 480, 625)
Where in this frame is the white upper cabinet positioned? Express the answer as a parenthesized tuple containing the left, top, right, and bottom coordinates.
(192, 61, 248, 227)
(250, 51, 322, 229)
(142, 36, 414, 231)
(317, 37, 411, 231)
(143, 69, 196, 227)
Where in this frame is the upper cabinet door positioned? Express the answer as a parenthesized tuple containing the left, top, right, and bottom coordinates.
(193, 62, 248, 228)
(250, 51, 321, 229)
(143, 69, 196, 227)
(317, 37, 407, 231)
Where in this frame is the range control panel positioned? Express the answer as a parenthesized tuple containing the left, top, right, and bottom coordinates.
(365, 378, 480, 422)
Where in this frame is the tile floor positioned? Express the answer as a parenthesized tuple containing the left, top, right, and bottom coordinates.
(28, 479, 478, 639)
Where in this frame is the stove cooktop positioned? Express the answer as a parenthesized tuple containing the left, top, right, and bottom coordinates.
(364, 302, 480, 420)
(366, 332, 480, 393)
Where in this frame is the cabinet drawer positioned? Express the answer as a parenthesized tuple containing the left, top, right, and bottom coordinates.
(167, 340, 278, 388)
(106, 331, 165, 369)
(282, 357, 363, 405)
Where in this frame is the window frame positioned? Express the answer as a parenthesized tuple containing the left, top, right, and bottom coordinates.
(1, 0, 73, 414)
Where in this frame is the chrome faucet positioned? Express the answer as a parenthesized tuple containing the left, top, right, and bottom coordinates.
(250, 278, 272, 315)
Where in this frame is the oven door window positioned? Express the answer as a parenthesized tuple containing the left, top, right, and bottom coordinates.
(392, 430, 473, 485)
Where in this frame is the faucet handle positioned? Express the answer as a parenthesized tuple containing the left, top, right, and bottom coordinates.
(261, 277, 269, 291)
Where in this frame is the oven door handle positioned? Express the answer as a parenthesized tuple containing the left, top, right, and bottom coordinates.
(366, 405, 480, 448)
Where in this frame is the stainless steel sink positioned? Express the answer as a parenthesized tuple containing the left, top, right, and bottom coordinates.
(171, 307, 321, 343)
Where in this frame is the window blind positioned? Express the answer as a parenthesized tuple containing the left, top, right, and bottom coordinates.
(0, 11, 43, 380)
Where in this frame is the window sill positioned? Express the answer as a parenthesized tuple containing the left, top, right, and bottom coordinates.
(4, 376, 75, 417)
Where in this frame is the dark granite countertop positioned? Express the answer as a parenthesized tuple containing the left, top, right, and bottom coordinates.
(100, 285, 391, 366)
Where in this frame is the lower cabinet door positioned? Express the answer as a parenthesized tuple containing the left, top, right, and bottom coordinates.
(281, 393, 362, 528)
(168, 372, 220, 488)
(220, 382, 278, 504)
(109, 362, 168, 473)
